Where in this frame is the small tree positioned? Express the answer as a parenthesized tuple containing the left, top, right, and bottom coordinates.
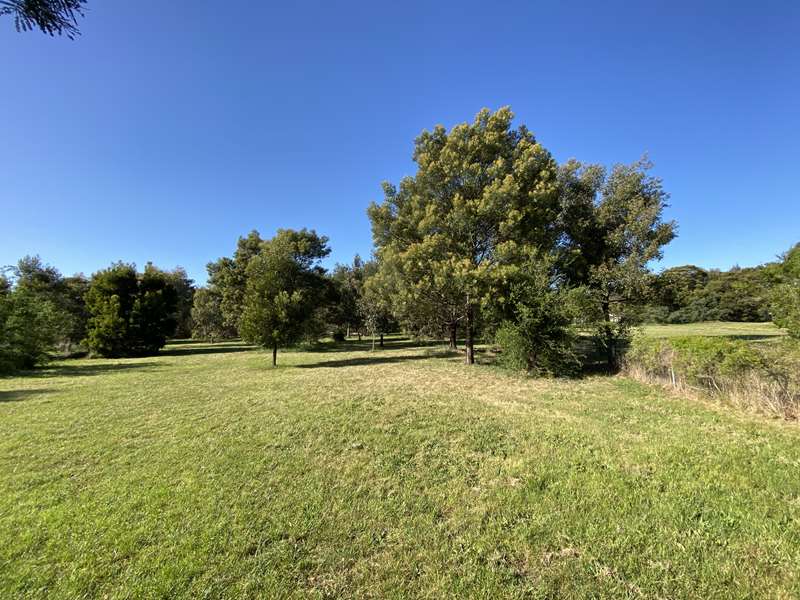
(0, 284, 62, 372)
(360, 261, 395, 349)
(239, 229, 330, 365)
(328, 256, 366, 339)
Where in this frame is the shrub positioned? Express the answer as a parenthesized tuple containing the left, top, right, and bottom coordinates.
(332, 331, 346, 342)
(84, 263, 178, 357)
(624, 335, 800, 418)
(492, 265, 580, 377)
(770, 243, 800, 337)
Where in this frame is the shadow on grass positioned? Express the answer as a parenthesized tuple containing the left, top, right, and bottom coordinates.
(304, 338, 454, 354)
(297, 354, 432, 369)
(159, 344, 255, 357)
(726, 334, 783, 342)
(20, 362, 162, 379)
(0, 389, 54, 403)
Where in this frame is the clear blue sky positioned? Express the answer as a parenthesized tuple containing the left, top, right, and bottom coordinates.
(2, 0, 798, 284)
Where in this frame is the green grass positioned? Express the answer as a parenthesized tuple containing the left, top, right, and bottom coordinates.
(1, 338, 799, 598)
(638, 321, 786, 342)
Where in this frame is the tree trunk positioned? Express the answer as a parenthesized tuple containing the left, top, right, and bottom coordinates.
(379, 332, 384, 348)
(602, 300, 616, 370)
(448, 323, 457, 350)
(347, 324, 350, 338)
(465, 308, 475, 365)
(272, 344, 277, 367)
(357, 331, 362, 341)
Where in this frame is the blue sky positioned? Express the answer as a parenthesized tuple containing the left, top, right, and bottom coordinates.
(1, 0, 798, 284)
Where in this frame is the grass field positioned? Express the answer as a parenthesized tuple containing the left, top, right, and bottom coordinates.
(638, 321, 786, 341)
(1, 336, 799, 598)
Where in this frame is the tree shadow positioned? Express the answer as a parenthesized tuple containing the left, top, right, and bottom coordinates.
(726, 334, 783, 342)
(297, 354, 432, 369)
(304, 338, 448, 354)
(18, 362, 162, 379)
(159, 344, 255, 357)
(0, 389, 54, 403)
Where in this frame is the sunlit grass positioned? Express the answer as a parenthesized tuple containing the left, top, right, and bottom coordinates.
(638, 321, 786, 341)
(1, 337, 798, 598)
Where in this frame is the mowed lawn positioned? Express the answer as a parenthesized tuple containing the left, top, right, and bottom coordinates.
(638, 321, 786, 341)
(1, 339, 799, 598)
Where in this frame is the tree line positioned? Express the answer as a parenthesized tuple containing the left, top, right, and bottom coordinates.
(2, 107, 798, 374)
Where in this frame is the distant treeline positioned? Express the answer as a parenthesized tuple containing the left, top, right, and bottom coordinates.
(641, 258, 795, 324)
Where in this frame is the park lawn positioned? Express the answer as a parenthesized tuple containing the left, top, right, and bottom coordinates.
(638, 321, 786, 341)
(1, 338, 799, 598)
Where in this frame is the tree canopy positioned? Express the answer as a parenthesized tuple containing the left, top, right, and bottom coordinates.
(239, 229, 330, 365)
(369, 107, 561, 364)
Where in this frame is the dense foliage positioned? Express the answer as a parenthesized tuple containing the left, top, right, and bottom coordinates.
(190, 287, 232, 343)
(84, 263, 178, 357)
(625, 335, 800, 418)
(0, 280, 62, 371)
(770, 244, 800, 338)
(557, 157, 675, 367)
(491, 260, 580, 376)
(646, 263, 776, 324)
(369, 107, 562, 364)
(238, 229, 330, 365)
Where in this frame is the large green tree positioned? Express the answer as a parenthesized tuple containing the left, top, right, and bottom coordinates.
(207, 231, 264, 334)
(558, 157, 676, 368)
(0, 277, 63, 372)
(239, 229, 330, 365)
(11, 255, 89, 352)
(84, 263, 178, 357)
(368, 107, 561, 364)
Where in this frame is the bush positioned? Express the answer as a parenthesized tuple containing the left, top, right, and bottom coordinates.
(624, 335, 800, 418)
(771, 283, 800, 338)
(492, 265, 580, 377)
(84, 263, 178, 357)
(332, 331, 346, 342)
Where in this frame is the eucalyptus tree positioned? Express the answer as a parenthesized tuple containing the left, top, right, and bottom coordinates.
(368, 107, 561, 364)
